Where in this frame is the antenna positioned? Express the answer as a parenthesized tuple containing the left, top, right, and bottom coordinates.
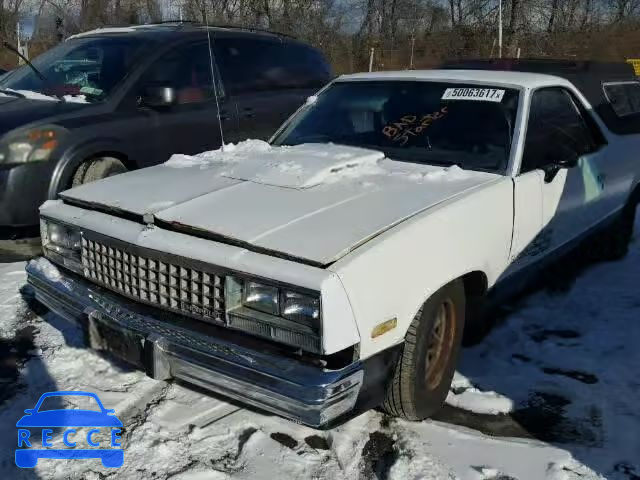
(203, 11, 226, 149)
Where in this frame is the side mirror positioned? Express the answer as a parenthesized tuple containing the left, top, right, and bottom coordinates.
(139, 86, 176, 109)
(24, 409, 34, 414)
(556, 154, 579, 169)
(554, 141, 581, 169)
(542, 149, 580, 183)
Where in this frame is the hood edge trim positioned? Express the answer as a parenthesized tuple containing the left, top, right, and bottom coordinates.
(153, 218, 327, 269)
(61, 197, 328, 269)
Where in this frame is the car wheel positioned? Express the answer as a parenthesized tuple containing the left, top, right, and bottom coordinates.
(595, 202, 636, 261)
(71, 157, 127, 187)
(382, 280, 465, 420)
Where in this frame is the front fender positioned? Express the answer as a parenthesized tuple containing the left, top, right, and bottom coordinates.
(330, 178, 514, 359)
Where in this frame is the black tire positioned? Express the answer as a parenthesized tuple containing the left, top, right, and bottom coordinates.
(71, 157, 127, 187)
(382, 280, 465, 420)
(595, 203, 636, 261)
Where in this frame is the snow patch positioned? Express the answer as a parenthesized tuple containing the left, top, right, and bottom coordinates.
(445, 372, 514, 414)
(0, 88, 88, 103)
(164, 140, 272, 168)
(446, 388, 515, 415)
(316, 159, 388, 185)
(406, 164, 472, 182)
(63, 94, 88, 103)
(221, 143, 386, 189)
(28, 257, 61, 282)
(164, 140, 479, 190)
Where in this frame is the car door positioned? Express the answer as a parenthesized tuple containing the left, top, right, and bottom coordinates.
(509, 87, 609, 272)
(133, 40, 237, 164)
(213, 38, 318, 142)
(233, 90, 307, 142)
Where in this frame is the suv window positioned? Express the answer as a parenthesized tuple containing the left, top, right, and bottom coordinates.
(521, 88, 596, 174)
(140, 42, 214, 105)
(214, 38, 330, 94)
(604, 81, 640, 117)
(273, 43, 332, 88)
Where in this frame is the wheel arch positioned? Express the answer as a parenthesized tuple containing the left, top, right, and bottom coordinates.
(629, 181, 640, 207)
(49, 143, 135, 197)
(461, 270, 489, 300)
(403, 269, 489, 342)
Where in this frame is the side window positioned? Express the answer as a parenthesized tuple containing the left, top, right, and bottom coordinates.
(140, 43, 214, 105)
(214, 39, 331, 94)
(269, 43, 332, 89)
(214, 38, 277, 95)
(604, 81, 640, 117)
(521, 88, 596, 174)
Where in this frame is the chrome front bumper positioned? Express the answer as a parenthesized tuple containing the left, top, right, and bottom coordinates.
(26, 258, 364, 427)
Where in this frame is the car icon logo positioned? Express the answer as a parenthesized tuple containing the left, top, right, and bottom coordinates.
(16, 391, 124, 468)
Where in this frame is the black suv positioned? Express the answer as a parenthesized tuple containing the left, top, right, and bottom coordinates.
(0, 23, 332, 232)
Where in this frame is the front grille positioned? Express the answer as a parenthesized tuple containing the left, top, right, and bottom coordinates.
(81, 238, 225, 323)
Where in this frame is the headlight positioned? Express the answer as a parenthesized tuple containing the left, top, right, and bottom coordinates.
(225, 276, 322, 352)
(281, 291, 320, 324)
(243, 281, 280, 315)
(40, 217, 83, 274)
(0, 125, 66, 165)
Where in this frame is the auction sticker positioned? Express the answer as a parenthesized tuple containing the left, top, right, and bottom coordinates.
(442, 88, 505, 102)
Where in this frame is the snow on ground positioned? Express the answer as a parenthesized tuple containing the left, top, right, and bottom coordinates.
(1, 214, 639, 479)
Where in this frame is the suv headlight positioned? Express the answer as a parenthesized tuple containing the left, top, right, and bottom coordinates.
(40, 217, 83, 274)
(0, 125, 66, 165)
(225, 276, 321, 352)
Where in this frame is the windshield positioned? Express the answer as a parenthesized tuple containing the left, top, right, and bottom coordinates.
(0, 36, 148, 102)
(273, 81, 520, 172)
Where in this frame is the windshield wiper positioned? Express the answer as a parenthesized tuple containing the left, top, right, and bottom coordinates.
(1, 40, 66, 102)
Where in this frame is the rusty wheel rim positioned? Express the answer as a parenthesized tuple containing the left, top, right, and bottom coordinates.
(425, 298, 456, 390)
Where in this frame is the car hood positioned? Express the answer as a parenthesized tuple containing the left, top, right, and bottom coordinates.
(16, 410, 123, 427)
(61, 142, 500, 266)
(0, 95, 87, 136)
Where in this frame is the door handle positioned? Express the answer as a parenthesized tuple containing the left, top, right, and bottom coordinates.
(242, 108, 255, 118)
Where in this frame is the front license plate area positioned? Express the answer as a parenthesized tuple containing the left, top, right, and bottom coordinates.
(87, 311, 145, 368)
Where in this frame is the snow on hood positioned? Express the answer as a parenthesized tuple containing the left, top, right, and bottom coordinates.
(165, 139, 272, 168)
(166, 141, 386, 188)
(61, 140, 500, 265)
(0, 88, 88, 103)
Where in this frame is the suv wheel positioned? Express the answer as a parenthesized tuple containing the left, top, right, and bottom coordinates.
(382, 280, 465, 420)
(72, 157, 127, 187)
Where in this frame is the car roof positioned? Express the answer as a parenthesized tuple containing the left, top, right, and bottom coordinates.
(438, 59, 640, 135)
(440, 58, 636, 79)
(338, 69, 573, 89)
(66, 22, 303, 45)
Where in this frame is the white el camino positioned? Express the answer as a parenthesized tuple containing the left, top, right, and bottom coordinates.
(27, 67, 640, 427)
